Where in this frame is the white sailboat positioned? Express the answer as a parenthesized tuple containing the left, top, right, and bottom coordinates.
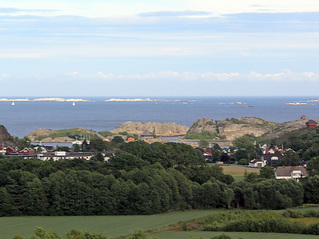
(11, 102, 15, 106)
(72, 102, 75, 106)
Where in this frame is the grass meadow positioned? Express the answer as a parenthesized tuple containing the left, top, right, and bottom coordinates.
(221, 165, 260, 181)
(0, 210, 218, 239)
(2, 207, 319, 238)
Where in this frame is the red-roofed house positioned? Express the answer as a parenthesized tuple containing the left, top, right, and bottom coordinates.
(19, 147, 36, 155)
(306, 120, 318, 128)
(5, 146, 16, 154)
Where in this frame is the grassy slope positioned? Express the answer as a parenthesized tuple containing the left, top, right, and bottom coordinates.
(0, 210, 218, 239)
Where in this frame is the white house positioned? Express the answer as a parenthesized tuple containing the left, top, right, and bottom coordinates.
(249, 159, 267, 168)
(274, 166, 308, 181)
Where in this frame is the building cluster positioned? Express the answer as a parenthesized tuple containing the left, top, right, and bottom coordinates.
(1, 145, 114, 161)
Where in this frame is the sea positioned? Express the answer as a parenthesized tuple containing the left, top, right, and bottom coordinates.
(1, 96, 319, 139)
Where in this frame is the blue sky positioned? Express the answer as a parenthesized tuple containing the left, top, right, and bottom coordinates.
(1, 0, 319, 97)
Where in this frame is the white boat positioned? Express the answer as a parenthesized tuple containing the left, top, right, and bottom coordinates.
(72, 102, 75, 106)
(11, 102, 15, 106)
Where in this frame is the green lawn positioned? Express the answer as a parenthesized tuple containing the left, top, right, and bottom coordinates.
(0, 210, 218, 239)
(221, 165, 260, 181)
(153, 231, 319, 239)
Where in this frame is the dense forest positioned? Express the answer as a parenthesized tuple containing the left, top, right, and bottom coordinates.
(1, 140, 319, 216)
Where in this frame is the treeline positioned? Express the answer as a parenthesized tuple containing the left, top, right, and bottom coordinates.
(0, 141, 318, 216)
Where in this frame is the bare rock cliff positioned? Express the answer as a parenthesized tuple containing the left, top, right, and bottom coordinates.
(112, 121, 189, 136)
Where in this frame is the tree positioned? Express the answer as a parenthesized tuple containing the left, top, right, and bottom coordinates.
(282, 150, 300, 166)
(234, 150, 249, 161)
(198, 139, 209, 149)
(107, 152, 150, 171)
(72, 144, 81, 152)
(303, 175, 319, 203)
(112, 136, 125, 144)
(259, 166, 275, 179)
(89, 138, 108, 152)
(91, 152, 105, 162)
(233, 134, 256, 150)
(307, 157, 319, 176)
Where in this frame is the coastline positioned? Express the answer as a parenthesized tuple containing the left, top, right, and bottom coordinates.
(0, 97, 90, 102)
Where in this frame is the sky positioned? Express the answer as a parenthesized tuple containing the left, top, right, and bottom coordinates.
(1, 0, 319, 97)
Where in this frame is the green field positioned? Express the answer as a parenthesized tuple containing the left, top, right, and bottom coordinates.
(0, 210, 218, 239)
(2, 208, 319, 239)
(154, 231, 319, 239)
(221, 165, 260, 181)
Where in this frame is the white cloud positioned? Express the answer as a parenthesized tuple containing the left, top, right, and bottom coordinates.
(0, 74, 11, 81)
(2, 0, 319, 18)
(63, 71, 319, 82)
(189, 0, 319, 15)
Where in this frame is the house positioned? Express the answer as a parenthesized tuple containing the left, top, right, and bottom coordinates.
(37, 151, 95, 161)
(204, 148, 212, 156)
(101, 150, 116, 161)
(5, 146, 17, 154)
(72, 140, 83, 145)
(0, 147, 6, 154)
(301, 115, 307, 120)
(34, 146, 54, 153)
(127, 137, 135, 141)
(261, 153, 285, 165)
(249, 159, 267, 168)
(306, 120, 318, 128)
(275, 166, 308, 181)
(140, 130, 154, 139)
(19, 147, 36, 155)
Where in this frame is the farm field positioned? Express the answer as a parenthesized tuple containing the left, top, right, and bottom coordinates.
(0, 210, 218, 239)
(221, 165, 260, 181)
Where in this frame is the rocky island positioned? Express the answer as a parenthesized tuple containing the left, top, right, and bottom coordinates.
(105, 98, 162, 102)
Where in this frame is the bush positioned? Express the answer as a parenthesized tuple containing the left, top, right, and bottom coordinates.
(198, 211, 305, 234)
(238, 158, 249, 165)
(282, 209, 304, 218)
(211, 233, 232, 239)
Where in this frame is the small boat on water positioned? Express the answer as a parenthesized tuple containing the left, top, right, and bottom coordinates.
(72, 102, 75, 106)
(12, 102, 15, 106)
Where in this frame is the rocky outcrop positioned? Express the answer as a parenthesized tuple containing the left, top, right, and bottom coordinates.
(0, 125, 12, 141)
(187, 118, 217, 134)
(186, 117, 279, 141)
(264, 119, 318, 139)
(0, 125, 17, 147)
(112, 121, 189, 137)
(186, 117, 319, 141)
(217, 117, 278, 141)
(27, 127, 105, 142)
(27, 128, 56, 141)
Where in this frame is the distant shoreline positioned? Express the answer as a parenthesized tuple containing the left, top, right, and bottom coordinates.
(0, 98, 90, 102)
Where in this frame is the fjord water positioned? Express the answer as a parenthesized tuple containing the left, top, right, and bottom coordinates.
(1, 96, 319, 138)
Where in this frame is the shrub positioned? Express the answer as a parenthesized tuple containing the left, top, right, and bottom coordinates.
(211, 233, 232, 239)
